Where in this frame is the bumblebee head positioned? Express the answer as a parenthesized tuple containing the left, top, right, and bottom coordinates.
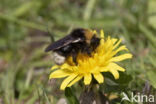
(83, 29, 97, 44)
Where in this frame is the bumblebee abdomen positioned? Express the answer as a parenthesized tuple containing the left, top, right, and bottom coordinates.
(52, 52, 66, 65)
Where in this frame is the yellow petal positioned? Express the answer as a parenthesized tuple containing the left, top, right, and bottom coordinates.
(108, 63, 125, 72)
(109, 69, 119, 79)
(49, 70, 70, 79)
(113, 38, 122, 49)
(51, 65, 59, 70)
(104, 36, 113, 51)
(112, 38, 117, 44)
(110, 53, 132, 62)
(91, 66, 99, 73)
(93, 73, 104, 83)
(61, 63, 70, 69)
(115, 45, 127, 51)
(84, 73, 92, 85)
(100, 30, 104, 45)
(112, 45, 128, 56)
(60, 74, 77, 90)
(100, 29, 104, 38)
(100, 67, 109, 72)
(68, 75, 83, 87)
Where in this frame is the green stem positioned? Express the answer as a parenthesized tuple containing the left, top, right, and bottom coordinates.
(83, 0, 96, 21)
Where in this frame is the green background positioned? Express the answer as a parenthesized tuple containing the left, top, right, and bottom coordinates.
(0, 0, 156, 104)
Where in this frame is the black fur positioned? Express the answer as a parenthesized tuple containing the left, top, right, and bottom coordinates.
(45, 28, 100, 65)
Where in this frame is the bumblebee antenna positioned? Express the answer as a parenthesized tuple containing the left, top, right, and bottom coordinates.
(46, 26, 55, 43)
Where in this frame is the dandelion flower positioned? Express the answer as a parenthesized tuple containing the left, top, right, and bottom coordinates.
(49, 30, 132, 90)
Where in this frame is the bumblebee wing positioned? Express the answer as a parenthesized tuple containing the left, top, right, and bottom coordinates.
(45, 35, 81, 52)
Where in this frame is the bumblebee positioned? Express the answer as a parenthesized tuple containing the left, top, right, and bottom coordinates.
(45, 28, 100, 65)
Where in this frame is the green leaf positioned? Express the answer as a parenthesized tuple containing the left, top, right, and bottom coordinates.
(101, 72, 132, 92)
(148, 0, 156, 14)
(139, 23, 156, 47)
(65, 87, 79, 104)
(115, 72, 132, 85)
(147, 71, 156, 88)
(105, 78, 118, 86)
(12, 2, 35, 17)
(149, 15, 156, 30)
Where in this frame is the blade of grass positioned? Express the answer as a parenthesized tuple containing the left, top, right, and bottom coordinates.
(11, 2, 36, 17)
(139, 23, 156, 47)
(83, 0, 96, 21)
(0, 13, 47, 32)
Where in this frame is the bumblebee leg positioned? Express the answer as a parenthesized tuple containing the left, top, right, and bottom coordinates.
(81, 45, 92, 57)
(72, 49, 78, 65)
